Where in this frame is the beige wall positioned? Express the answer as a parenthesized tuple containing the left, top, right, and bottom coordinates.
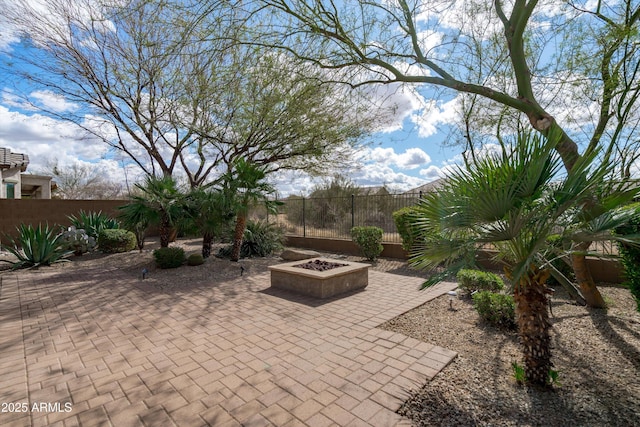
(21, 174, 52, 199)
(1, 167, 22, 199)
(0, 199, 125, 239)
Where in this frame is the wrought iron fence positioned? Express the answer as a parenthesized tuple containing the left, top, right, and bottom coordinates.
(250, 193, 621, 254)
(250, 193, 421, 243)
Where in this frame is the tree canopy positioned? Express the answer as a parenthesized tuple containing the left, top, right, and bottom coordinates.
(251, 0, 639, 173)
(1, 0, 381, 187)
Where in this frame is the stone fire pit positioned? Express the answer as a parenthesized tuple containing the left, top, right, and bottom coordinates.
(268, 257, 370, 298)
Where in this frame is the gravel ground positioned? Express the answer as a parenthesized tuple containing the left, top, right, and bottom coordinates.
(380, 283, 640, 427)
(3, 239, 639, 426)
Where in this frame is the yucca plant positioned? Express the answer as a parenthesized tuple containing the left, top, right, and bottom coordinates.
(218, 219, 284, 259)
(409, 130, 640, 386)
(1, 224, 72, 269)
(68, 210, 119, 240)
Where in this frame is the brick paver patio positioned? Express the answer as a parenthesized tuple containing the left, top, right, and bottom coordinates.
(0, 263, 456, 426)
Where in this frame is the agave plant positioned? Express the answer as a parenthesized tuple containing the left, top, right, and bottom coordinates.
(1, 224, 72, 269)
(67, 210, 119, 240)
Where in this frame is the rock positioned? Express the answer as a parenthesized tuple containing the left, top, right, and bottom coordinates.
(280, 248, 321, 261)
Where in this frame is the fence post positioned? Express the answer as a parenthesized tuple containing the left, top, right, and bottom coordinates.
(351, 194, 355, 229)
(302, 197, 306, 237)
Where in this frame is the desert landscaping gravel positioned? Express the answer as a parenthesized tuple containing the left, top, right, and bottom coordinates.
(381, 283, 640, 427)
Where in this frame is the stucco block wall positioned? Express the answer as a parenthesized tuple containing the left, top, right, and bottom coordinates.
(0, 199, 125, 239)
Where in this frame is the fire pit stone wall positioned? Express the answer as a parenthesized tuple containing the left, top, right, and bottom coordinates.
(268, 257, 370, 299)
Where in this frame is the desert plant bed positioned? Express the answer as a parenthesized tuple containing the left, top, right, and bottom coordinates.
(269, 257, 369, 298)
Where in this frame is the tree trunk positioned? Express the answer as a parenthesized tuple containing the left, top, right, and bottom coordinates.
(230, 213, 246, 262)
(159, 215, 171, 248)
(135, 227, 145, 253)
(571, 242, 606, 308)
(513, 269, 553, 387)
(202, 232, 213, 258)
(553, 133, 605, 308)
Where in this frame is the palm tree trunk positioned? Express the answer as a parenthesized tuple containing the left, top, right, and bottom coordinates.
(159, 215, 171, 248)
(230, 213, 246, 262)
(202, 232, 213, 258)
(513, 269, 553, 386)
(572, 242, 606, 308)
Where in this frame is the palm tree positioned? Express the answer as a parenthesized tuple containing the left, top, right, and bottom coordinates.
(118, 176, 184, 248)
(222, 158, 279, 262)
(410, 131, 640, 386)
(183, 187, 236, 258)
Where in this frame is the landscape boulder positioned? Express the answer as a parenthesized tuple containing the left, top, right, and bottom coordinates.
(280, 248, 321, 261)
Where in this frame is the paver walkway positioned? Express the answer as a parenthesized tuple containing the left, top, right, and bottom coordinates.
(0, 264, 456, 427)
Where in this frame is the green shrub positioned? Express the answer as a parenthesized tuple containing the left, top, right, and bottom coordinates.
(187, 253, 205, 266)
(393, 206, 421, 251)
(457, 269, 504, 294)
(472, 291, 516, 328)
(615, 203, 640, 312)
(218, 220, 284, 259)
(350, 226, 384, 261)
(97, 229, 136, 253)
(153, 247, 186, 269)
(68, 210, 119, 240)
(1, 223, 71, 269)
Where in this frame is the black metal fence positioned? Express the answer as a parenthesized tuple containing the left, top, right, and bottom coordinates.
(249, 193, 620, 254)
(251, 193, 420, 243)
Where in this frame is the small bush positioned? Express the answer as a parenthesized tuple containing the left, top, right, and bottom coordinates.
(350, 226, 384, 261)
(393, 206, 421, 251)
(1, 223, 71, 269)
(98, 229, 136, 253)
(218, 220, 284, 259)
(154, 247, 186, 269)
(615, 203, 640, 312)
(472, 291, 516, 329)
(187, 253, 205, 266)
(457, 269, 504, 294)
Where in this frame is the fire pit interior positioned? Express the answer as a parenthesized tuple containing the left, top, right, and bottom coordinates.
(293, 259, 349, 271)
(269, 257, 370, 299)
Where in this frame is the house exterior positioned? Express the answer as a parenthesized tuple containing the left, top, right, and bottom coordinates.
(403, 178, 445, 196)
(0, 148, 53, 199)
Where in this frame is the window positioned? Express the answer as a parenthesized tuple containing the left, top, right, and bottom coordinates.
(6, 182, 15, 199)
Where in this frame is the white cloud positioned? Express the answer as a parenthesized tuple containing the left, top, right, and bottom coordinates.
(0, 104, 115, 174)
(410, 97, 459, 138)
(365, 146, 431, 170)
(361, 83, 425, 133)
(418, 165, 445, 179)
(31, 90, 79, 113)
